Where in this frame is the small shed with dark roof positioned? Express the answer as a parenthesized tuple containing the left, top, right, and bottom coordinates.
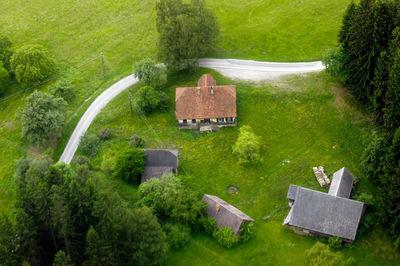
(141, 149, 179, 183)
(203, 194, 254, 236)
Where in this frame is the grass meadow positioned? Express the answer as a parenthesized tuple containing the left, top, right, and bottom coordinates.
(81, 69, 400, 265)
(0, 0, 352, 215)
(2, 1, 396, 264)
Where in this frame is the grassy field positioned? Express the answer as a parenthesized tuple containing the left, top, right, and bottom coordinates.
(81, 69, 399, 265)
(0, 0, 352, 214)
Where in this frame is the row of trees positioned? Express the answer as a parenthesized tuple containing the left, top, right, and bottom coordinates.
(323, 0, 400, 248)
(0, 156, 168, 265)
(0, 34, 55, 95)
(0, 156, 254, 265)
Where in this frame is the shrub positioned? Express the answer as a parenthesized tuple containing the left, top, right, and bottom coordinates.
(212, 227, 239, 248)
(200, 216, 216, 236)
(98, 128, 111, 141)
(162, 223, 191, 249)
(79, 134, 100, 157)
(353, 192, 376, 237)
(114, 148, 146, 184)
(139, 174, 206, 227)
(129, 134, 145, 148)
(232, 125, 263, 164)
(210, 222, 254, 248)
(10, 44, 55, 88)
(328, 236, 342, 251)
(0, 34, 13, 71)
(53, 250, 71, 266)
(0, 61, 9, 95)
(49, 79, 75, 101)
(74, 156, 89, 165)
(133, 86, 168, 115)
(360, 134, 387, 183)
(322, 45, 350, 84)
(133, 58, 167, 89)
(394, 235, 400, 250)
(238, 222, 254, 244)
(305, 242, 354, 266)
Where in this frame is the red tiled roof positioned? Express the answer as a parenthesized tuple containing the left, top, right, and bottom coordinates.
(175, 74, 236, 120)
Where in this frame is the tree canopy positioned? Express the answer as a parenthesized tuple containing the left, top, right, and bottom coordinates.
(232, 125, 263, 164)
(139, 174, 206, 226)
(2, 157, 168, 265)
(329, 0, 400, 248)
(305, 242, 354, 266)
(133, 85, 168, 114)
(0, 61, 9, 95)
(10, 44, 55, 88)
(0, 34, 13, 71)
(156, 0, 219, 70)
(114, 148, 146, 184)
(22, 91, 67, 146)
(49, 79, 75, 102)
(133, 58, 167, 88)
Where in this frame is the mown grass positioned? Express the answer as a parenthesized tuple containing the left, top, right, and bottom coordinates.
(0, 0, 352, 214)
(83, 69, 399, 265)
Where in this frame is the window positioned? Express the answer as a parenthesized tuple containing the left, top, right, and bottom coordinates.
(217, 118, 223, 122)
(192, 119, 196, 123)
(183, 119, 187, 124)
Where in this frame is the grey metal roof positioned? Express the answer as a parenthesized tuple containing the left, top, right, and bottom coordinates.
(283, 186, 364, 242)
(203, 194, 254, 236)
(287, 185, 299, 201)
(141, 167, 175, 183)
(141, 150, 178, 183)
(143, 149, 179, 168)
(328, 167, 354, 198)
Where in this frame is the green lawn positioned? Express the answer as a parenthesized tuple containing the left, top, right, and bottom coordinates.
(0, 0, 352, 215)
(2, 1, 392, 263)
(82, 69, 399, 265)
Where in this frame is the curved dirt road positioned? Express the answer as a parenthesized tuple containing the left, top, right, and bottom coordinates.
(59, 59, 325, 164)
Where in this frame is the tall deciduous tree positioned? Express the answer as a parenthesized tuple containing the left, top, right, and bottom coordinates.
(156, 0, 219, 70)
(22, 91, 66, 146)
(10, 44, 55, 88)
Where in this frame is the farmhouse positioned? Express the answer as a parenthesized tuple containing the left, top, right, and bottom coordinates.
(141, 149, 179, 183)
(175, 74, 237, 129)
(203, 194, 254, 236)
(283, 168, 366, 243)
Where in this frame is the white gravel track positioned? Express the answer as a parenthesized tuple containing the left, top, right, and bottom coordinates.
(59, 59, 325, 164)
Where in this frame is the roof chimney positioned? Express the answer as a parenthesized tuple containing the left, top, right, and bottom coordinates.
(211, 86, 214, 95)
(197, 87, 201, 96)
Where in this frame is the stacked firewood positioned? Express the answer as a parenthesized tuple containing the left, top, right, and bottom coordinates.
(313, 166, 330, 187)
